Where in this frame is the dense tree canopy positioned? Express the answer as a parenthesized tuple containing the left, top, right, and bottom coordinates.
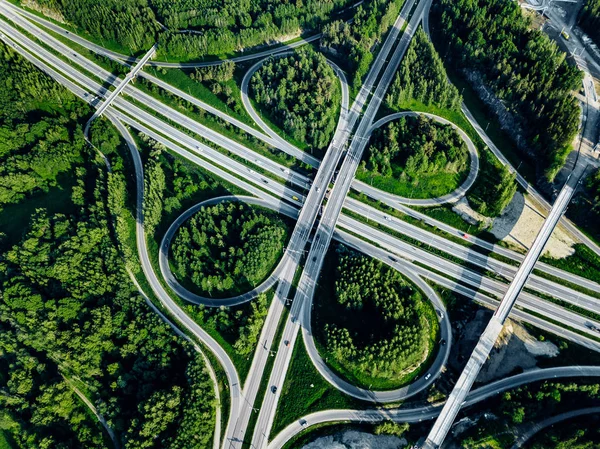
(250, 48, 340, 151)
(432, 0, 583, 180)
(317, 245, 435, 385)
(154, 0, 356, 60)
(359, 116, 470, 198)
(579, 0, 600, 48)
(170, 201, 290, 297)
(0, 41, 89, 211)
(460, 381, 600, 448)
(321, 0, 405, 90)
(0, 43, 216, 448)
(24, 0, 159, 52)
(386, 27, 461, 111)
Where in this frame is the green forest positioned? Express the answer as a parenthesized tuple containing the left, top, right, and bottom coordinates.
(249, 48, 340, 152)
(358, 115, 470, 198)
(386, 27, 461, 111)
(0, 41, 215, 449)
(379, 23, 516, 216)
(0, 42, 90, 212)
(320, 0, 405, 91)
(155, 0, 356, 60)
(315, 245, 436, 389)
(579, 0, 600, 47)
(170, 201, 290, 297)
(21, 0, 160, 52)
(23, 0, 366, 58)
(459, 381, 600, 448)
(567, 167, 600, 243)
(431, 0, 582, 180)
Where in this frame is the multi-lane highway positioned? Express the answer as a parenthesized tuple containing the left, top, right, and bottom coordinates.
(267, 365, 600, 449)
(3, 0, 600, 370)
(250, 1, 433, 447)
(2, 1, 600, 448)
(421, 166, 587, 449)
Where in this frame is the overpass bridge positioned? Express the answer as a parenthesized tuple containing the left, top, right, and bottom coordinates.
(419, 163, 587, 449)
(85, 43, 156, 134)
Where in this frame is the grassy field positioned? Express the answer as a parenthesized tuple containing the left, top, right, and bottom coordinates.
(540, 244, 600, 285)
(144, 65, 257, 128)
(270, 338, 364, 439)
(356, 166, 467, 199)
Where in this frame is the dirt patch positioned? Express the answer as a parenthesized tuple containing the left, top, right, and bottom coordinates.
(302, 430, 408, 449)
(22, 0, 66, 23)
(478, 318, 559, 384)
(490, 191, 575, 258)
(451, 197, 493, 228)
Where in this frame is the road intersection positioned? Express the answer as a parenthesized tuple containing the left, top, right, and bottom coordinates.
(1, 0, 600, 448)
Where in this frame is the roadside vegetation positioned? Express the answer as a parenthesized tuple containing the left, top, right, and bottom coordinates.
(527, 414, 600, 449)
(457, 381, 600, 448)
(358, 115, 470, 198)
(170, 201, 291, 297)
(136, 135, 271, 379)
(314, 244, 438, 390)
(566, 167, 600, 246)
(383, 26, 517, 217)
(0, 42, 216, 449)
(17, 0, 159, 53)
(320, 0, 406, 92)
(431, 0, 582, 181)
(271, 339, 363, 439)
(579, 0, 600, 47)
(155, 0, 357, 61)
(386, 27, 461, 111)
(249, 48, 340, 154)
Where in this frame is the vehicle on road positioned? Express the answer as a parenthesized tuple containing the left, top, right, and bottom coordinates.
(262, 178, 269, 184)
(561, 30, 570, 40)
(436, 309, 444, 320)
(284, 340, 289, 346)
(440, 339, 447, 346)
(292, 195, 299, 201)
(196, 145, 203, 152)
(389, 256, 397, 262)
(271, 385, 277, 394)
(425, 373, 432, 381)
(586, 322, 600, 333)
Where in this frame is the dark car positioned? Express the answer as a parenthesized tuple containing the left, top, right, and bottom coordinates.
(271, 385, 277, 394)
(389, 256, 397, 262)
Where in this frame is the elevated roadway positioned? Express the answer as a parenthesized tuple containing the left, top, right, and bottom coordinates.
(3, 8, 600, 446)
(421, 166, 587, 449)
(85, 43, 156, 133)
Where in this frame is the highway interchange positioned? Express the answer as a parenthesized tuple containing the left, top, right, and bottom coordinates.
(1, 0, 600, 447)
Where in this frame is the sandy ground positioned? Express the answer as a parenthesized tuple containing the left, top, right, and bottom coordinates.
(452, 197, 493, 228)
(302, 430, 407, 449)
(478, 316, 559, 384)
(490, 192, 576, 259)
